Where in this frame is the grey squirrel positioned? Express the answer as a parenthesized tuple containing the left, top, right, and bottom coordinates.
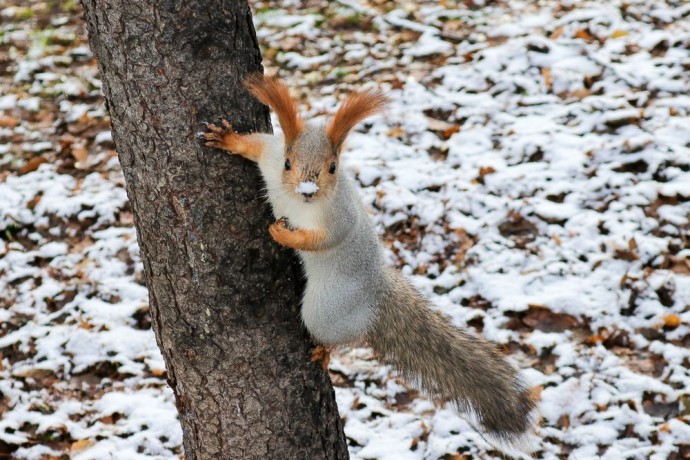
(203, 75, 539, 456)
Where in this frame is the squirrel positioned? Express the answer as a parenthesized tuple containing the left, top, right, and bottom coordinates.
(203, 75, 539, 456)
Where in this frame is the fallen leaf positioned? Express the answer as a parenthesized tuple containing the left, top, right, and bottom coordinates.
(667, 256, 690, 275)
(19, 156, 49, 175)
(523, 306, 579, 332)
(530, 385, 543, 402)
(151, 368, 166, 377)
(557, 414, 570, 429)
(27, 193, 42, 210)
(611, 30, 629, 39)
(614, 239, 639, 261)
(478, 166, 496, 177)
(386, 126, 405, 137)
(442, 125, 460, 139)
(70, 439, 95, 453)
(498, 212, 538, 249)
(550, 26, 565, 40)
(541, 67, 552, 89)
(0, 115, 18, 128)
(574, 29, 595, 42)
(71, 143, 88, 166)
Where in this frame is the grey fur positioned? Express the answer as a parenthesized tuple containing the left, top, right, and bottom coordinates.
(257, 122, 537, 454)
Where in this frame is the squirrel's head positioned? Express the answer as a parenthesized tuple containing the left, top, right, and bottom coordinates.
(246, 74, 388, 203)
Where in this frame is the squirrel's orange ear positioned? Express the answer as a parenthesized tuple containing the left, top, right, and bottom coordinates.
(245, 74, 304, 146)
(327, 89, 389, 153)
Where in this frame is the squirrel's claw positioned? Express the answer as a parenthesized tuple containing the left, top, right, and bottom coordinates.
(206, 123, 225, 134)
(204, 120, 236, 137)
(204, 140, 224, 149)
(202, 119, 239, 152)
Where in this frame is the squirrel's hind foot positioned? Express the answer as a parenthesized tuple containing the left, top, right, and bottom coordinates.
(310, 345, 331, 371)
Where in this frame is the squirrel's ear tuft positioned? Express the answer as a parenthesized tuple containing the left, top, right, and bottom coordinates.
(245, 74, 304, 145)
(327, 89, 389, 154)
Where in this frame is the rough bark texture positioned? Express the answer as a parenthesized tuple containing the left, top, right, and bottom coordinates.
(81, 1, 349, 458)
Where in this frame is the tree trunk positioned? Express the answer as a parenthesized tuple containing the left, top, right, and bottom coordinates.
(81, 1, 349, 458)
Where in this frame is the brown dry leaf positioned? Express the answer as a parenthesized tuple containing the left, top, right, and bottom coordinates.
(498, 212, 538, 249)
(523, 306, 579, 332)
(475, 166, 496, 185)
(453, 228, 475, 264)
(442, 454, 468, 460)
(70, 236, 95, 254)
(550, 26, 565, 40)
(0, 115, 18, 128)
(386, 126, 405, 138)
(70, 439, 95, 453)
(611, 30, 629, 39)
(662, 313, 681, 329)
(584, 334, 604, 345)
(614, 239, 639, 261)
(27, 194, 42, 210)
(19, 156, 49, 175)
(442, 125, 460, 139)
(541, 67, 552, 89)
(410, 421, 430, 451)
(568, 88, 592, 100)
(574, 29, 595, 42)
(478, 166, 496, 177)
(71, 143, 88, 165)
(151, 367, 166, 377)
(667, 256, 690, 275)
(557, 414, 570, 429)
(530, 385, 543, 402)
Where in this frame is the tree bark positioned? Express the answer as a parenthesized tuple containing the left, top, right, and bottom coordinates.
(81, 1, 349, 458)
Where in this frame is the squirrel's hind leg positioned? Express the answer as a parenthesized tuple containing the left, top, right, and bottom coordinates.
(310, 344, 332, 370)
(203, 120, 264, 162)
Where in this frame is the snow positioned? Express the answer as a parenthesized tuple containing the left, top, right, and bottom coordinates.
(295, 180, 319, 195)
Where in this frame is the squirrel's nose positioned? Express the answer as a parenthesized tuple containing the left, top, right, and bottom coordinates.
(296, 181, 319, 198)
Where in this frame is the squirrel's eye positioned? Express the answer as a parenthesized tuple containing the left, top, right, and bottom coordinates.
(328, 162, 336, 174)
(284, 159, 291, 171)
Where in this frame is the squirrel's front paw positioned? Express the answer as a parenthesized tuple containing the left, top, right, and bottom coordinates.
(202, 119, 238, 151)
(269, 217, 291, 239)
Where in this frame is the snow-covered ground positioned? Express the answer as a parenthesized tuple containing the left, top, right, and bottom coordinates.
(1, 0, 689, 458)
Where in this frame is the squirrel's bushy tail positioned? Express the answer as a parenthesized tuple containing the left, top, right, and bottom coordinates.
(368, 269, 538, 456)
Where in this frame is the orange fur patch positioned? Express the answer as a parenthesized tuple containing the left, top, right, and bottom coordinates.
(269, 221, 327, 251)
(204, 121, 265, 162)
(327, 90, 389, 152)
(225, 133, 265, 162)
(245, 74, 304, 145)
